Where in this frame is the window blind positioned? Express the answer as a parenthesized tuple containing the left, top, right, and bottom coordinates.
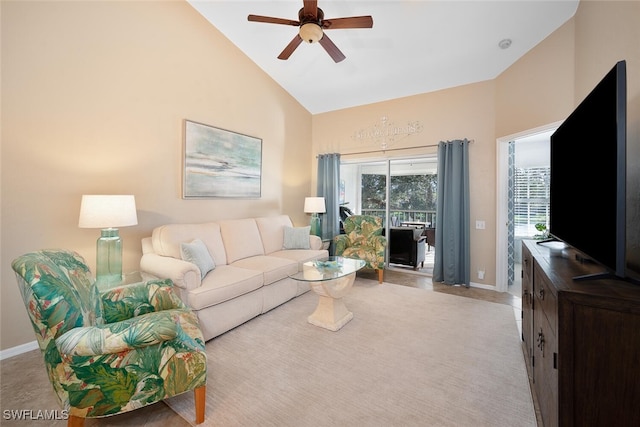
(514, 167, 550, 237)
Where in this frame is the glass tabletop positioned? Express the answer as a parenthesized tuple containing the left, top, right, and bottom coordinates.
(96, 271, 143, 293)
(290, 256, 366, 282)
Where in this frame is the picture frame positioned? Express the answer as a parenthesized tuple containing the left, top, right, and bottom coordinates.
(183, 120, 262, 198)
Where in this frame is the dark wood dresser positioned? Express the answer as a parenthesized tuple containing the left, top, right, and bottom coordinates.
(521, 239, 640, 427)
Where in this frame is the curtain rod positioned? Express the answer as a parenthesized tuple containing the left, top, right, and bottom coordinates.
(335, 139, 475, 157)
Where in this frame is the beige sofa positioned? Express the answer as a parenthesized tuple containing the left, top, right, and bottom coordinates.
(140, 215, 328, 341)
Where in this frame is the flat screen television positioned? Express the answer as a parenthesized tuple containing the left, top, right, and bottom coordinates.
(549, 60, 628, 282)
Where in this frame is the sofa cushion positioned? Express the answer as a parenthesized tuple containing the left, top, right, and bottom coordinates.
(180, 239, 215, 279)
(187, 265, 263, 310)
(219, 218, 265, 264)
(255, 215, 293, 255)
(269, 249, 329, 269)
(231, 255, 298, 285)
(283, 226, 311, 249)
(152, 222, 227, 266)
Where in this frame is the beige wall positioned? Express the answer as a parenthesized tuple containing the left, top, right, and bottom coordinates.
(1, 1, 313, 350)
(2, 1, 639, 352)
(495, 18, 576, 137)
(312, 82, 498, 285)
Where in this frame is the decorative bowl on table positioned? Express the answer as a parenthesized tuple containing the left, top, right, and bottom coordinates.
(314, 260, 340, 270)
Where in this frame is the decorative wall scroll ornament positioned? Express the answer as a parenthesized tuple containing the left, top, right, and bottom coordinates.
(351, 116, 423, 150)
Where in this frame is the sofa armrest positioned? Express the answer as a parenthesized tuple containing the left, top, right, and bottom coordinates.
(141, 236, 155, 255)
(309, 235, 323, 250)
(140, 253, 201, 291)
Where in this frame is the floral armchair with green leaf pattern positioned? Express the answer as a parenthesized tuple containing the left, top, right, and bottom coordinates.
(334, 215, 387, 283)
(11, 250, 207, 426)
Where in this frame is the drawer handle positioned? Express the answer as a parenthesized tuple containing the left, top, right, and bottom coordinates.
(538, 288, 545, 300)
(537, 328, 545, 355)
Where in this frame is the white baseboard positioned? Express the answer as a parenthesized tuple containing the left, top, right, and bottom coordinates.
(0, 340, 38, 360)
(469, 281, 500, 291)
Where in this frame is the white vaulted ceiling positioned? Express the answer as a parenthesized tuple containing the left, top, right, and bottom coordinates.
(188, 1, 579, 114)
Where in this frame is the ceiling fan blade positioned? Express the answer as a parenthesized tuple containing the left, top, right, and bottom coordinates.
(322, 16, 374, 30)
(278, 35, 303, 60)
(248, 15, 299, 26)
(318, 33, 346, 63)
(302, 0, 318, 20)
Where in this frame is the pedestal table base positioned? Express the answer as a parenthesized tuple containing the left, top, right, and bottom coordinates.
(307, 272, 356, 331)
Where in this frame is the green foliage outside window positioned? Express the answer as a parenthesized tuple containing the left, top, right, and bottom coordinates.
(361, 174, 437, 211)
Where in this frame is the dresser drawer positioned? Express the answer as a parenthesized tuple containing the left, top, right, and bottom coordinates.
(522, 244, 533, 284)
(534, 263, 557, 336)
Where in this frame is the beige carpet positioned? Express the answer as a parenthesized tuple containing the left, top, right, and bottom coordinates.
(166, 279, 536, 427)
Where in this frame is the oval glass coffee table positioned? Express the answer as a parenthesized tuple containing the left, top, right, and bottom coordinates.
(290, 256, 366, 331)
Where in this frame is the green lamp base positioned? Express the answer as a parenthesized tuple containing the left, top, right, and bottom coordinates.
(96, 228, 123, 286)
(310, 214, 322, 238)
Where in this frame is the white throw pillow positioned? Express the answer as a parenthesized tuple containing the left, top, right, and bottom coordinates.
(180, 239, 215, 279)
(283, 226, 311, 250)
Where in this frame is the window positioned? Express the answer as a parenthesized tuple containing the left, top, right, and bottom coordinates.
(340, 157, 438, 227)
(514, 166, 550, 238)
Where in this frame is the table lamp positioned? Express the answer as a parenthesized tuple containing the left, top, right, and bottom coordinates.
(304, 197, 326, 238)
(79, 195, 138, 285)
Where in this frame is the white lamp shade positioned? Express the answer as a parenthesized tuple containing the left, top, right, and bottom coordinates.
(304, 197, 326, 214)
(78, 195, 138, 228)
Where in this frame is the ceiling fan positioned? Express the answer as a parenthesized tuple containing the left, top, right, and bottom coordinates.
(248, 0, 373, 63)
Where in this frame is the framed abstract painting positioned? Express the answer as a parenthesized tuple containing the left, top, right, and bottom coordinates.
(183, 120, 262, 198)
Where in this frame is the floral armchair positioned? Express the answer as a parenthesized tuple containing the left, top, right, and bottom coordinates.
(334, 215, 387, 283)
(11, 250, 207, 426)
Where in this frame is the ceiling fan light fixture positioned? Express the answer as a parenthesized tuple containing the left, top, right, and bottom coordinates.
(248, 1, 372, 62)
(299, 23, 323, 43)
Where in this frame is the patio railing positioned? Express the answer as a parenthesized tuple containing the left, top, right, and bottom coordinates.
(361, 209, 436, 228)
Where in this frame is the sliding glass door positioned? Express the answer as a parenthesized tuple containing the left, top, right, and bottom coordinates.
(340, 160, 388, 229)
(340, 156, 437, 273)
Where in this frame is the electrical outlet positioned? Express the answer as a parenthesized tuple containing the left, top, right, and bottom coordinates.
(478, 270, 485, 280)
(475, 220, 485, 230)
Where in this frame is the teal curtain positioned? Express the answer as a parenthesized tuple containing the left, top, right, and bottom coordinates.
(434, 139, 470, 286)
(317, 153, 341, 244)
